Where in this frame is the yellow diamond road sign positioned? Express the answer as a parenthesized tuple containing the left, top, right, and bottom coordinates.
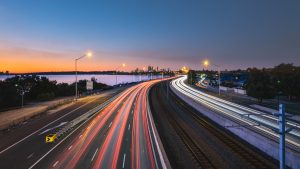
(46, 134, 57, 143)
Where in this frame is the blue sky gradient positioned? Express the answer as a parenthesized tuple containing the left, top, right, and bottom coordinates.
(0, 0, 299, 72)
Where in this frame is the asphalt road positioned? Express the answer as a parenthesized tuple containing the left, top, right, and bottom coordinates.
(172, 76, 300, 148)
(0, 88, 124, 169)
(149, 80, 278, 169)
(23, 79, 169, 169)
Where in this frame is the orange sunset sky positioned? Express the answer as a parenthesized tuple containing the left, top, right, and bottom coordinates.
(1, 1, 299, 73)
(0, 45, 177, 73)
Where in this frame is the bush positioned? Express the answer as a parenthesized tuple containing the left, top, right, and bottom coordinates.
(246, 68, 276, 102)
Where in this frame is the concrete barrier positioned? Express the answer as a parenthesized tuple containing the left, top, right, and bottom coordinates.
(219, 86, 228, 91)
(170, 84, 300, 169)
(234, 88, 247, 95)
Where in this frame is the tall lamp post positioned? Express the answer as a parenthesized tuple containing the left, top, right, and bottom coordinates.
(203, 60, 221, 95)
(15, 84, 29, 108)
(115, 63, 126, 86)
(75, 51, 93, 100)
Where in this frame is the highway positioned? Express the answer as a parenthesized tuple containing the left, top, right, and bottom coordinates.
(149, 80, 278, 169)
(0, 88, 124, 169)
(171, 76, 300, 149)
(27, 79, 169, 169)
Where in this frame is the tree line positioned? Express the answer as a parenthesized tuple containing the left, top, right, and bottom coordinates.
(246, 63, 300, 102)
(187, 63, 300, 102)
(0, 75, 111, 110)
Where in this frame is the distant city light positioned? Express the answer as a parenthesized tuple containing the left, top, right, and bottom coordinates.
(181, 66, 189, 73)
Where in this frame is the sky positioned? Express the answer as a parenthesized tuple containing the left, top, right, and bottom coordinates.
(0, 0, 299, 73)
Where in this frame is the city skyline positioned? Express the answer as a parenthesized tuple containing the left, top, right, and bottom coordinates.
(0, 1, 300, 73)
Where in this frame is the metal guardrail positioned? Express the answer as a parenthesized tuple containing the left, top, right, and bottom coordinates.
(54, 93, 121, 139)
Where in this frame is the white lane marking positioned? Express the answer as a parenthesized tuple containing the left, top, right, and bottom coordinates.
(172, 77, 300, 146)
(147, 91, 168, 169)
(0, 96, 100, 155)
(91, 148, 99, 162)
(122, 153, 126, 168)
(28, 95, 118, 169)
(131, 110, 134, 114)
(128, 123, 131, 130)
(39, 122, 68, 135)
(27, 153, 34, 159)
(79, 134, 83, 138)
(53, 161, 59, 167)
(109, 122, 112, 128)
(68, 145, 72, 150)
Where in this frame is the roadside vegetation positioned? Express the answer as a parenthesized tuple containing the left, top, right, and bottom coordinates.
(246, 63, 300, 102)
(0, 75, 111, 110)
(187, 63, 300, 102)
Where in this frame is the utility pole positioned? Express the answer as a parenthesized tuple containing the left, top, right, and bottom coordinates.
(279, 104, 286, 169)
(75, 51, 92, 100)
(225, 103, 294, 169)
(218, 67, 221, 96)
(75, 59, 78, 99)
(273, 104, 294, 169)
(15, 84, 28, 108)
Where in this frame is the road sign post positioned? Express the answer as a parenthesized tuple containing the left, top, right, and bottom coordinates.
(45, 134, 57, 143)
(86, 80, 93, 90)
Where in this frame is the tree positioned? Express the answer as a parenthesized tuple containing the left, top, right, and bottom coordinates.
(187, 70, 196, 85)
(29, 76, 57, 100)
(55, 83, 74, 96)
(271, 63, 300, 100)
(0, 81, 19, 108)
(0, 75, 114, 109)
(246, 68, 276, 102)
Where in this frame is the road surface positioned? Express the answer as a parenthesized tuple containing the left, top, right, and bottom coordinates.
(0, 88, 124, 169)
(27, 79, 169, 169)
(171, 76, 300, 149)
(149, 80, 278, 169)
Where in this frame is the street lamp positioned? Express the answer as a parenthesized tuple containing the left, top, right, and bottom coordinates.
(115, 63, 126, 86)
(15, 84, 24, 107)
(203, 60, 209, 67)
(203, 59, 221, 96)
(15, 84, 30, 107)
(75, 51, 93, 99)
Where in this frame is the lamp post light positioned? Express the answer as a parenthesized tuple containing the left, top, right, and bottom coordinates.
(15, 84, 24, 107)
(75, 51, 92, 100)
(203, 59, 221, 96)
(15, 84, 30, 108)
(115, 63, 126, 86)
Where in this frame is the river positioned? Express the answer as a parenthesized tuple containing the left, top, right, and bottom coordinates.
(0, 74, 164, 86)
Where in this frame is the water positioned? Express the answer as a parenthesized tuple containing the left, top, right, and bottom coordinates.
(0, 74, 163, 86)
